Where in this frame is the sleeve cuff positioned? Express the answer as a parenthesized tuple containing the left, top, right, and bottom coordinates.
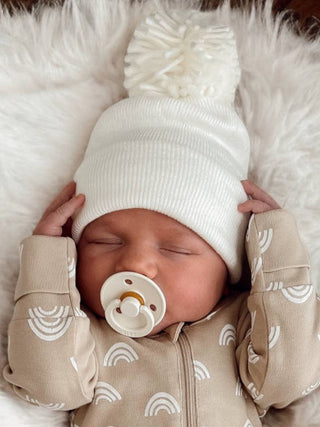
(15, 235, 77, 301)
(245, 209, 310, 292)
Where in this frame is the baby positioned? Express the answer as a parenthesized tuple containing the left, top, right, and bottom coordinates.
(4, 9, 320, 427)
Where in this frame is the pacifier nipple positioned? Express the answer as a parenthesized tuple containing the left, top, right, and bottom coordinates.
(100, 272, 166, 338)
(120, 292, 144, 317)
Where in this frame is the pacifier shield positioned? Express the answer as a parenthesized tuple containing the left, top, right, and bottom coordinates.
(100, 272, 166, 338)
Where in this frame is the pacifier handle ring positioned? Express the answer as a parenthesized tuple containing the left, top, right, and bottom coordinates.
(105, 299, 155, 338)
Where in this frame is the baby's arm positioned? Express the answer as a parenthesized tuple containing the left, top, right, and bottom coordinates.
(236, 181, 320, 413)
(3, 183, 98, 410)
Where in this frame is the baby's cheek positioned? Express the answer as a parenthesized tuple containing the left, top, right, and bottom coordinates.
(183, 285, 221, 320)
(167, 287, 202, 321)
(81, 288, 105, 318)
(76, 273, 105, 318)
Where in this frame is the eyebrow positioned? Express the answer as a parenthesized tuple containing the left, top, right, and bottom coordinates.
(84, 222, 115, 235)
(161, 227, 194, 239)
(85, 213, 201, 242)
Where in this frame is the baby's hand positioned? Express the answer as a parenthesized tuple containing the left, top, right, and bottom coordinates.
(33, 181, 85, 237)
(238, 180, 280, 214)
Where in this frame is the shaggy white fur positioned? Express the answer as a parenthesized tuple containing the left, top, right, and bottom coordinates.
(0, 0, 319, 425)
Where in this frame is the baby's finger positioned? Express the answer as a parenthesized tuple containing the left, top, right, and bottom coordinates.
(238, 199, 274, 214)
(49, 193, 85, 227)
(42, 182, 77, 219)
(241, 180, 280, 209)
(34, 193, 85, 236)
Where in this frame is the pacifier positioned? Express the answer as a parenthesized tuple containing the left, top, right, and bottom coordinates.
(100, 272, 166, 338)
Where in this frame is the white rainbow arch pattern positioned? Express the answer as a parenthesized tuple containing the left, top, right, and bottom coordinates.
(258, 228, 273, 253)
(219, 324, 236, 346)
(193, 360, 210, 381)
(27, 306, 72, 341)
(205, 307, 221, 320)
(266, 281, 283, 291)
(281, 285, 313, 304)
(268, 326, 280, 349)
(244, 328, 251, 340)
(248, 342, 260, 364)
(94, 382, 122, 405)
(104, 342, 139, 367)
(302, 378, 320, 396)
(236, 377, 243, 397)
(73, 307, 87, 317)
(251, 257, 262, 285)
(70, 356, 78, 372)
(68, 257, 76, 278)
(246, 215, 255, 242)
(259, 409, 268, 418)
(247, 383, 264, 402)
(25, 395, 65, 410)
(145, 392, 181, 417)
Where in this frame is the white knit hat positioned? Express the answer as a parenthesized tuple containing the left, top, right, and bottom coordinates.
(72, 9, 250, 283)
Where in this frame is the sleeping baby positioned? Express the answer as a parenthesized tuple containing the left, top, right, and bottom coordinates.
(4, 9, 320, 427)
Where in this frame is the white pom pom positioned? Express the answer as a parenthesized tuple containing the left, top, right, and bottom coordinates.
(124, 10, 241, 103)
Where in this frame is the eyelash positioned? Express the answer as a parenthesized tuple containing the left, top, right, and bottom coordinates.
(160, 248, 191, 256)
(89, 241, 191, 255)
(90, 240, 122, 246)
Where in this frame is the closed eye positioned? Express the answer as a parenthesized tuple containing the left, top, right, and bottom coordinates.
(160, 247, 192, 256)
(88, 239, 122, 246)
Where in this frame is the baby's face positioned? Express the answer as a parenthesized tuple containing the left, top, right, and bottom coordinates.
(76, 209, 227, 335)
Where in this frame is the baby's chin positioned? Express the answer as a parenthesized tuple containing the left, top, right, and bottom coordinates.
(94, 305, 204, 338)
(147, 316, 183, 337)
(92, 304, 174, 337)
(147, 323, 166, 337)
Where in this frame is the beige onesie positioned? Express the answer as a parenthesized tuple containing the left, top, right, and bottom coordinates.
(3, 209, 320, 426)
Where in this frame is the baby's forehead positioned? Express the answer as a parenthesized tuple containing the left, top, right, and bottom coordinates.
(83, 208, 201, 240)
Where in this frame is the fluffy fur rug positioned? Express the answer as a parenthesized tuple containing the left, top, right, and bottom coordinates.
(0, 0, 319, 425)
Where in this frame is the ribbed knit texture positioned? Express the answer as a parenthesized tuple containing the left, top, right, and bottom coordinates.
(73, 97, 250, 283)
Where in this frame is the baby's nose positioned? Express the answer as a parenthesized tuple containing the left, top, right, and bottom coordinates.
(115, 247, 158, 279)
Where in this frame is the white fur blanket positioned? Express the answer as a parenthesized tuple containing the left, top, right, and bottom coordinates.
(0, 0, 319, 425)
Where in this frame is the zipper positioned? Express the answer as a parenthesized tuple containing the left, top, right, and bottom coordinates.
(177, 332, 197, 427)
